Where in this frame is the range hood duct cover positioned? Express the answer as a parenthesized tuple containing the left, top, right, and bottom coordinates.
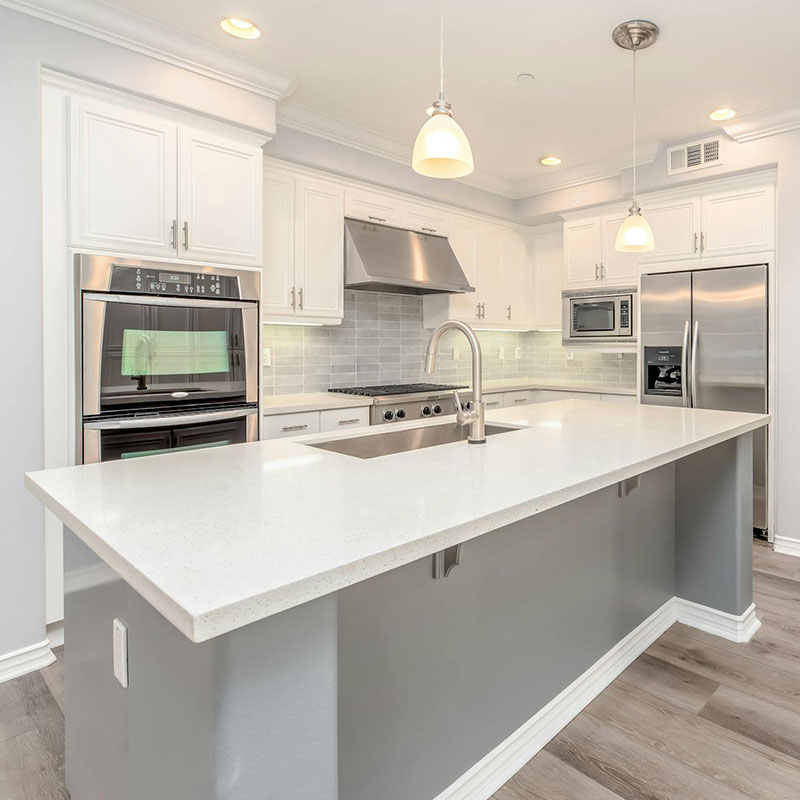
(344, 217, 474, 295)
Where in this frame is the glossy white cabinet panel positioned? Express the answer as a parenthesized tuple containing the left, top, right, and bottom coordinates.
(294, 178, 344, 320)
(404, 203, 449, 236)
(261, 410, 321, 440)
(69, 98, 177, 255)
(501, 229, 527, 325)
(447, 215, 482, 321)
(701, 185, 775, 257)
(178, 127, 262, 265)
(262, 170, 296, 317)
(600, 213, 638, 285)
(504, 390, 536, 406)
(344, 188, 403, 226)
(563, 218, 602, 289)
(531, 228, 563, 330)
(319, 407, 370, 432)
(483, 392, 505, 410)
(478, 224, 505, 323)
(637, 198, 700, 264)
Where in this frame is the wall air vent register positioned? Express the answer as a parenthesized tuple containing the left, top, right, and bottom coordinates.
(667, 137, 723, 175)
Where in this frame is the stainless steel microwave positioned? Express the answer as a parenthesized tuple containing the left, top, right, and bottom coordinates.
(562, 287, 636, 345)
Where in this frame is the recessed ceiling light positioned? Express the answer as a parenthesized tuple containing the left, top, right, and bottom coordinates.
(517, 73, 535, 83)
(539, 155, 562, 166)
(708, 107, 737, 121)
(220, 18, 261, 39)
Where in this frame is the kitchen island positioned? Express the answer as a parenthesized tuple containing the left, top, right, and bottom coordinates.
(25, 400, 768, 800)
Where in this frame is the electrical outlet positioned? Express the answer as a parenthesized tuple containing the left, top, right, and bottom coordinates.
(515, 346, 522, 360)
(453, 346, 460, 361)
(112, 618, 128, 688)
(617, 352, 624, 359)
(567, 352, 574, 360)
(498, 346, 505, 360)
(262, 347, 271, 367)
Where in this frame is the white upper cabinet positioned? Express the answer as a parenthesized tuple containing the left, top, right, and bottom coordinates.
(563, 219, 602, 288)
(69, 96, 263, 265)
(446, 215, 481, 321)
(294, 178, 344, 320)
(344, 188, 403, 227)
(477, 224, 505, 323)
(637, 198, 700, 264)
(262, 169, 296, 318)
(530, 227, 563, 330)
(404, 202, 449, 236)
(701, 184, 775, 257)
(600, 213, 638, 285)
(501, 229, 526, 325)
(178, 127, 262, 265)
(70, 99, 177, 256)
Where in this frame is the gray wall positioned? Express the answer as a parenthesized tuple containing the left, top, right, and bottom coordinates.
(262, 292, 636, 395)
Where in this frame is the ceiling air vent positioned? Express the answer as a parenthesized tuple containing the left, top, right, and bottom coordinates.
(667, 137, 723, 175)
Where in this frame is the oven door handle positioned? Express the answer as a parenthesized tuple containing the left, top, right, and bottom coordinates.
(84, 407, 258, 430)
(83, 292, 256, 310)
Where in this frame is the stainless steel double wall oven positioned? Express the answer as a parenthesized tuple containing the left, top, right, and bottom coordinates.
(78, 255, 260, 463)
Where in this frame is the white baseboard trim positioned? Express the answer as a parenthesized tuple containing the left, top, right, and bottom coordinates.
(774, 535, 800, 558)
(46, 621, 64, 649)
(675, 598, 761, 643)
(0, 639, 56, 685)
(431, 598, 677, 800)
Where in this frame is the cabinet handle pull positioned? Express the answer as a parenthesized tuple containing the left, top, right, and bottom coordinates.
(595, 263, 599, 280)
(282, 424, 308, 432)
(421, 227, 437, 233)
(693, 232, 698, 253)
(182, 221, 189, 250)
(170, 219, 178, 249)
(601, 263, 606, 279)
(298, 288, 304, 310)
(700, 231, 705, 252)
(476, 303, 482, 319)
(338, 418, 361, 425)
(486, 401, 501, 407)
(506, 305, 512, 320)
(513, 397, 527, 403)
(480, 302, 486, 319)
(368, 216, 386, 223)
(290, 287, 296, 309)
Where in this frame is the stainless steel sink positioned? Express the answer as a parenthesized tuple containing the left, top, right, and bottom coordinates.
(306, 422, 524, 459)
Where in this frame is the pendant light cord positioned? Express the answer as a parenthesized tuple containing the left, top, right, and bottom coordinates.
(439, 4, 445, 100)
(632, 44, 637, 205)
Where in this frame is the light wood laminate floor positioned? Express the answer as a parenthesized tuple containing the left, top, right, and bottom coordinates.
(1, 542, 798, 800)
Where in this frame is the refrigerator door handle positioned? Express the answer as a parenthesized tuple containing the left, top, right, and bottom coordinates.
(690, 320, 700, 408)
(681, 320, 691, 408)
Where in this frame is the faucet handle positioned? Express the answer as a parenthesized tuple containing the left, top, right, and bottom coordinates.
(453, 389, 464, 413)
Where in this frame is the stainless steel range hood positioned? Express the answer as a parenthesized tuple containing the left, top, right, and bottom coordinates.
(344, 217, 474, 295)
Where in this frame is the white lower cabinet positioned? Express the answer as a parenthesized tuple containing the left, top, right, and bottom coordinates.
(504, 390, 537, 407)
(601, 393, 637, 404)
(537, 390, 601, 402)
(483, 393, 505, 410)
(319, 407, 370, 432)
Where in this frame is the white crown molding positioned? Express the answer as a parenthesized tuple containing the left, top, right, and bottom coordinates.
(278, 102, 518, 198)
(0, 638, 56, 685)
(721, 102, 800, 143)
(0, 0, 297, 101)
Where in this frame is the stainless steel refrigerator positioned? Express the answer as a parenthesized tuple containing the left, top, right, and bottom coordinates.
(640, 264, 768, 532)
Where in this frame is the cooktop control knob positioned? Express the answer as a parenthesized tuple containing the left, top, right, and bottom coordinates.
(395, 409, 406, 419)
(432, 404, 442, 415)
(383, 410, 395, 421)
(421, 405, 432, 417)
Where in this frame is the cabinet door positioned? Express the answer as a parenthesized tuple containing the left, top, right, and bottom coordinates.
(344, 188, 403, 227)
(701, 185, 775, 257)
(563, 219, 602, 288)
(503, 390, 535, 407)
(404, 203, 449, 236)
(531, 229, 563, 329)
(601, 213, 638, 285)
(262, 170, 296, 318)
(261, 411, 321, 440)
(483, 392, 505, 410)
(319, 406, 370, 432)
(637, 198, 700, 264)
(295, 178, 344, 320)
(501, 229, 527, 325)
(70, 98, 177, 255)
(477, 224, 505, 322)
(448, 215, 482, 321)
(178, 127, 262, 265)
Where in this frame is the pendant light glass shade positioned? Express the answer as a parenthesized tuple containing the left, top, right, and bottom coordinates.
(412, 107, 474, 178)
(615, 203, 655, 251)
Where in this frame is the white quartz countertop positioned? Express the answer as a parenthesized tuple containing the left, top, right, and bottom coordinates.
(262, 392, 372, 415)
(26, 401, 767, 643)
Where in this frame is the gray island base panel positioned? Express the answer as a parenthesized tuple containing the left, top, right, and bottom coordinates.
(63, 434, 754, 800)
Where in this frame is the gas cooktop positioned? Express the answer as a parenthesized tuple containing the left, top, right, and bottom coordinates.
(329, 383, 467, 398)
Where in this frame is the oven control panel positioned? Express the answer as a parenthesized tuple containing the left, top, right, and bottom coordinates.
(109, 266, 240, 299)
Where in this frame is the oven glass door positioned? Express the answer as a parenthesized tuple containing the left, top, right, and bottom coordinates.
(84, 410, 257, 463)
(572, 300, 617, 334)
(83, 295, 258, 415)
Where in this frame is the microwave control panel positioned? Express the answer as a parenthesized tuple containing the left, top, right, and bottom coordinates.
(619, 299, 631, 331)
(108, 266, 240, 299)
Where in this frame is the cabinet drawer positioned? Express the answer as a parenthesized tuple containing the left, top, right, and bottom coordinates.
(404, 203, 449, 236)
(503, 390, 536, 407)
(344, 189, 403, 226)
(261, 411, 321, 440)
(483, 393, 505, 410)
(319, 407, 370, 432)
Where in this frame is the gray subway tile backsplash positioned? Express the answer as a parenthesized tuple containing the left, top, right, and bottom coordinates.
(262, 291, 637, 395)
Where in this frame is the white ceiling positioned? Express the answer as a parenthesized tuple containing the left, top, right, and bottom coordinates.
(103, 0, 800, 195)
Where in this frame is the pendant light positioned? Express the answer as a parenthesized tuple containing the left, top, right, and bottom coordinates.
(613, 20, 659, 252)
(412, 6, 474, 179)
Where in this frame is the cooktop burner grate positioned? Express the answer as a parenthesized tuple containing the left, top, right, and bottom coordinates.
(328, 383, 466, 397)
